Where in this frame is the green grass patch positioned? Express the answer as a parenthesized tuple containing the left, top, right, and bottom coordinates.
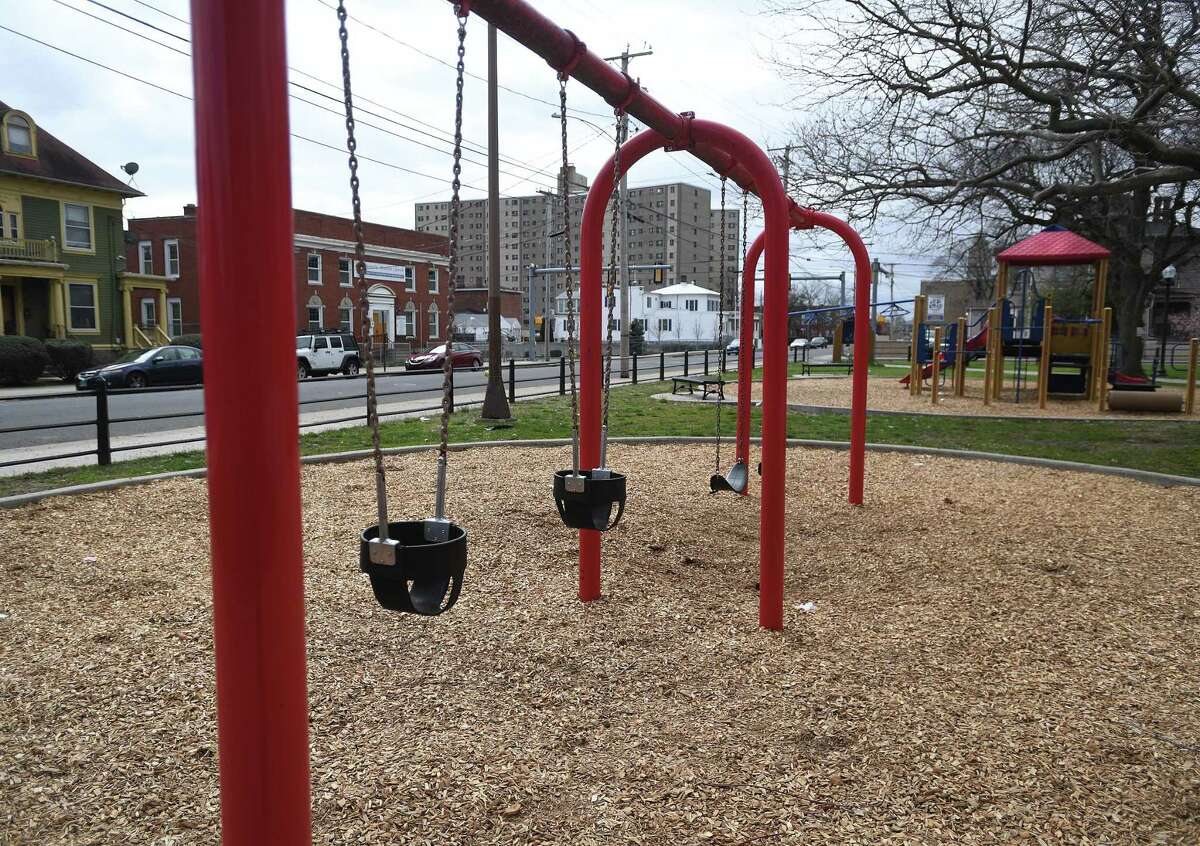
(2, 378, 1198, 499)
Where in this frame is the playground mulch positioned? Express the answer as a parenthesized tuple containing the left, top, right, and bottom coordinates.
(2, 444, 1198, 844)
(735, 376, 1196, 420)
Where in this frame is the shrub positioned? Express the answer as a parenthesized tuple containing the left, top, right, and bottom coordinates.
(174, 334, 202, 349)
(0, 336, 49, 386)
(45, 338, 94, 381)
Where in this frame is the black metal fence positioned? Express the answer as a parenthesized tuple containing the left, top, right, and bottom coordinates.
(0, 345, 765, 475)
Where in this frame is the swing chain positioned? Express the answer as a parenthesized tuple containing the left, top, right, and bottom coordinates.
(434, 3, 469, 524)
(714, 176, 727, 473)
(337, 0, 388, 538)
(559, 79, 582, 479)
(601, 108, 627, 445)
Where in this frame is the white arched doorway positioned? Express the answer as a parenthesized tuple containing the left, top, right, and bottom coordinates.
(366, 284, 395, 345)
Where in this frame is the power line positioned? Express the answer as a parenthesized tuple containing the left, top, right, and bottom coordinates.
(307, 0, 614, 120)
(59, 0, 584, 190)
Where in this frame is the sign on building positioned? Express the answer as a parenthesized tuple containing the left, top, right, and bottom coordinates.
(364, 262, 413, 285)
(926, 294, 945, 321)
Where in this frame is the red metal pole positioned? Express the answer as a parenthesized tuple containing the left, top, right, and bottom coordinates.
(736, 231, 765, 490)
(191, 2, 312, 843)
(578, 127, 670, 601)
(690, 120, 789, 631)
(804, 210, 872, 505)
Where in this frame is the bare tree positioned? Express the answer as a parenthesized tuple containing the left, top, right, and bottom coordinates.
(767, 0, 1200, 373)
(932, 234, 998, 302)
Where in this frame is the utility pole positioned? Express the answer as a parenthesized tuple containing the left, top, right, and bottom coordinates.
(767, 143, 794, 195)
(870, 258, 881, 325)
(839, 270, 846, 306)
(481, 23, 511, 419)
(605, 45, 652, 377)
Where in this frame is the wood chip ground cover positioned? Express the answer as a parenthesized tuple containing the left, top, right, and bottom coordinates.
(1, 444, 1198, 844)
(734, 376, 1199, 421)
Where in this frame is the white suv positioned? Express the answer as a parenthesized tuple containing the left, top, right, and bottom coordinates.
(297, 333, 361, 378)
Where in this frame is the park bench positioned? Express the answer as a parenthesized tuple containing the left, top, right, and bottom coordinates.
(672, 375, 725, 400)
(800, 362, 853, 376)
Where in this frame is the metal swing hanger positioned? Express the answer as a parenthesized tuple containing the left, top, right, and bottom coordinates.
(595, 104, 628, 479)
(709, 182, 748, 495)
(342, 0, 467, 615)
(550, 71, 626, 533)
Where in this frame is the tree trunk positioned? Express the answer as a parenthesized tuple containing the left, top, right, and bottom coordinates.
(1114, 288, 1146, 377)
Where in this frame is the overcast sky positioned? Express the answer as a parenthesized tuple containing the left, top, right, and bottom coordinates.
(0, 0, 938, 297)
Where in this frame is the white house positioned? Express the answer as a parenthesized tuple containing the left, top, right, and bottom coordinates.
(553, 282, 743, 345)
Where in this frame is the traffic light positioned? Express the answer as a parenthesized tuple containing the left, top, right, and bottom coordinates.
(535, 314, 545, 342)
(653, 267, 664, 284)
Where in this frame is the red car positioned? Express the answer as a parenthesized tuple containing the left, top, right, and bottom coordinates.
(405, 343, 484, 371)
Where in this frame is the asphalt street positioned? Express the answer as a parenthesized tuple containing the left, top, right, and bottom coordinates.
(0, 349, 798, 455)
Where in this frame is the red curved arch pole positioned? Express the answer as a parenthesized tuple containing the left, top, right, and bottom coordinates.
(739, 211, 872, 506)
(735, 231, 765, 481)
(577, 128, 670, 603)
(801, 209, 872, 505)
(578, 122, 791, 630)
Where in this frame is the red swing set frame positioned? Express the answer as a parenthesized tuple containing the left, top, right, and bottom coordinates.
(190, 1, 870, 842)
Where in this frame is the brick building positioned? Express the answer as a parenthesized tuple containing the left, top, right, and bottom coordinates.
(126, 206, 450, 350)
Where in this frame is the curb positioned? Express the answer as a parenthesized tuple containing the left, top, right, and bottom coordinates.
(3, 436, 1197, 509)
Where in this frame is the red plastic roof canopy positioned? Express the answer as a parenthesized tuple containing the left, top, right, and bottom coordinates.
(996, 227, 1111, 266)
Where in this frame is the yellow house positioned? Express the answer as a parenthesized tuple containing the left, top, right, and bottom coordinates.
(0, 101, 143, 350)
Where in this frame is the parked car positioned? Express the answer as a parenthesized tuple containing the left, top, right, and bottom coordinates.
(405, 343, 484, 371)
(725, 339, 741, 357)
(808, 336, 830, 348)
(297, 332, 360, 379)
(76, 345, 203, 390)
(790, 338, 809, 349)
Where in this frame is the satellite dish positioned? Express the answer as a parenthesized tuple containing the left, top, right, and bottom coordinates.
(122, 162, 140, 176)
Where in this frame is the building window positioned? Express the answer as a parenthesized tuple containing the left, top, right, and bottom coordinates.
(137, 241, 153, 274)
(62, 203, 92, 251)
(428, 303, 439, 339)
(661, 300, 673, 309)
(404, 303, 417, 338)
(427, 267, 439, 293)
(658, 318, 672, 332)
(645, 297, 653, 308)
(339, 257, 352, 287)
(339, 306, 353, 332)
(307, 294, 323, 330)
(66, 281, 99, 332)
(707, 299, 718, 311)
(685, 299, 698, 311)
(307, 253, 322, 285)
(168, 298, 183, 337)
(2, 207, 18, 240)
(140, 297, 157, 329)
(3, 112, 34, 156)
(164, 239, 180, 277)
(403, 266, 416, 292)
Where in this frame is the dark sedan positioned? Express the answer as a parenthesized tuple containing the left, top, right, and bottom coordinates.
(76, 345, 203, 390)
(405, 343, 483, 371)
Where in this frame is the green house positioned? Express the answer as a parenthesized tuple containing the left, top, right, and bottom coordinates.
(0, 101, 143, 351)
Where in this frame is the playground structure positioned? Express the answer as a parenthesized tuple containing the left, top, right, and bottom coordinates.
(185, 1, 873, 842)
(901, 227, 1195, 413)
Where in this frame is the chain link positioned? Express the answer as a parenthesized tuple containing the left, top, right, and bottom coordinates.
(559, 79, 581, 472)
(601, 110, 627, 431)
(337, 0, 388, 530)
(714, 176, 727, 473)
(439, 6, 467, 474)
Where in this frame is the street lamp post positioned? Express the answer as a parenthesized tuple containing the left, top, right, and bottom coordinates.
(1158, 264, 1177, 376)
